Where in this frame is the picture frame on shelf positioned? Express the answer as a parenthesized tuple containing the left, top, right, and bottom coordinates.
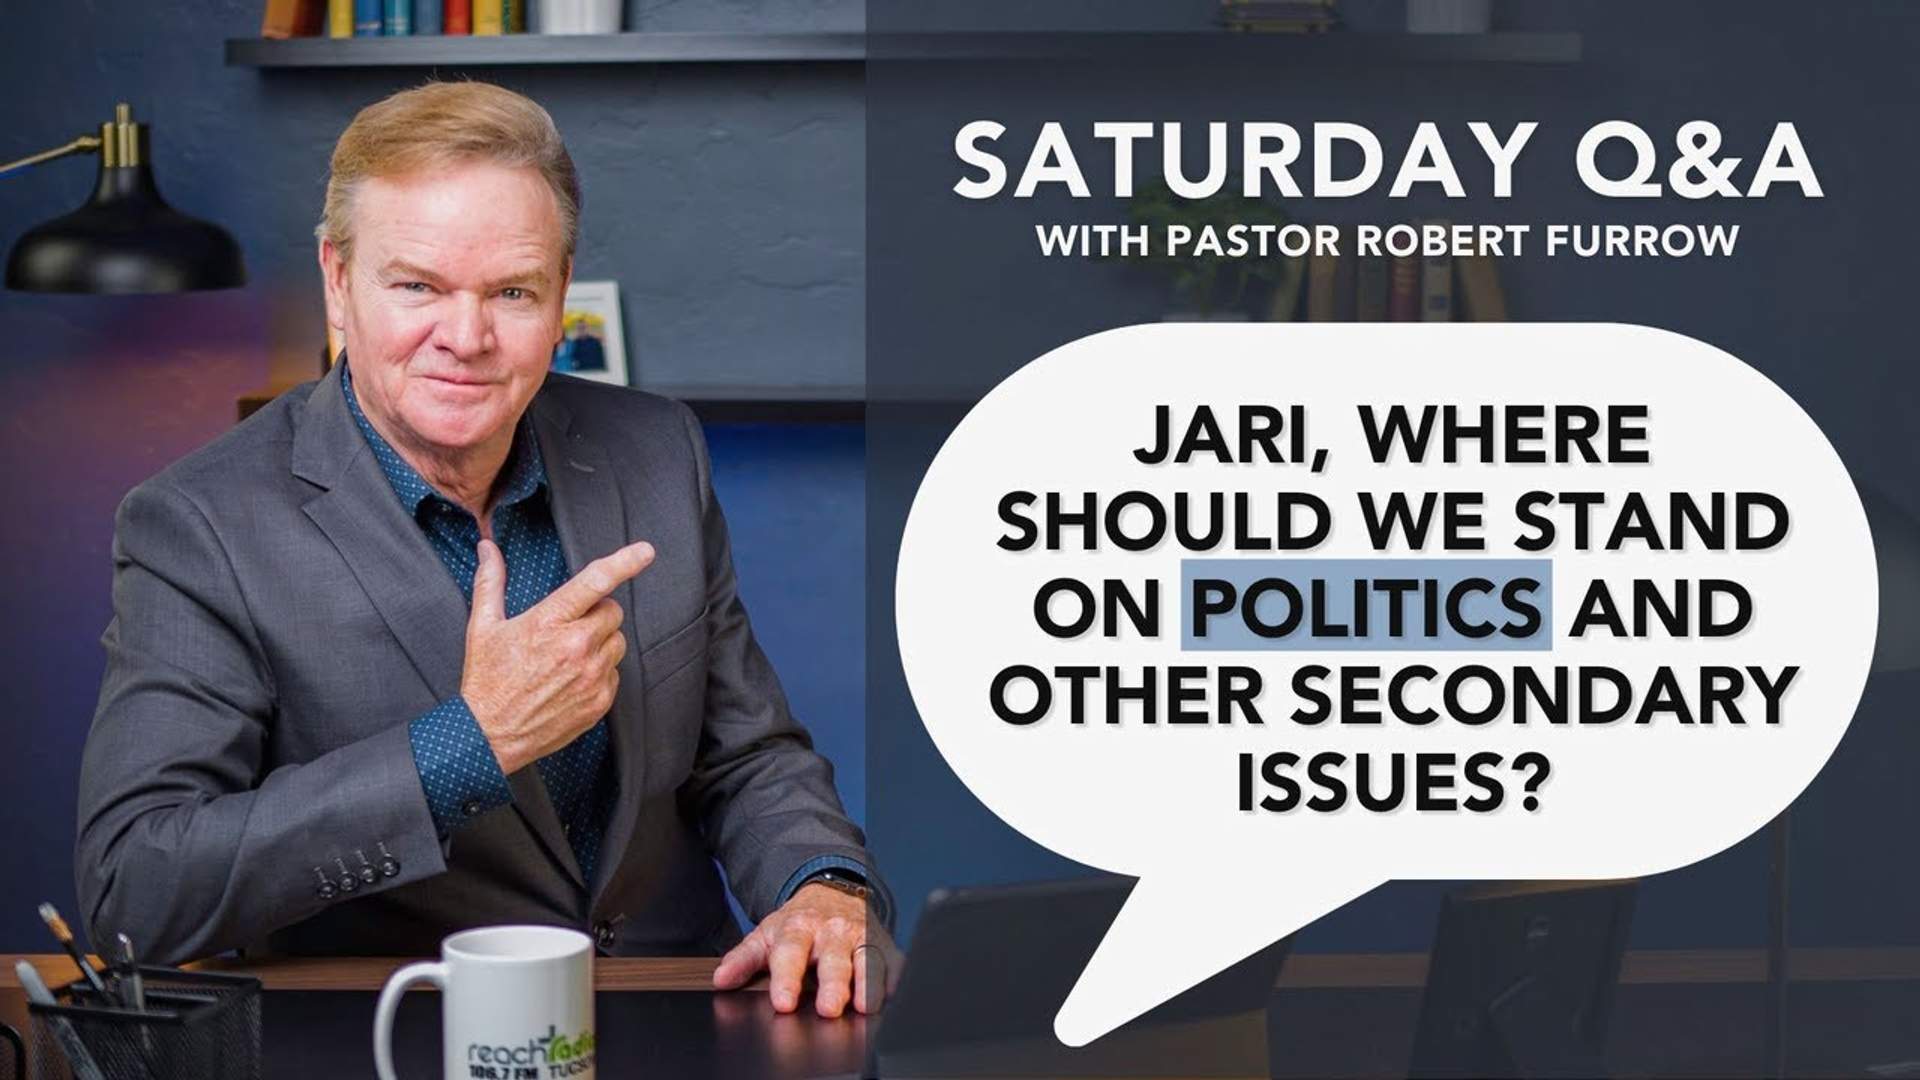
(553, 279, 630, 386)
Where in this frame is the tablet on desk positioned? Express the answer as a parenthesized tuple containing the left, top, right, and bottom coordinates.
(860, 875, 1289, 1079)
(1410, 879, 1637, 1079)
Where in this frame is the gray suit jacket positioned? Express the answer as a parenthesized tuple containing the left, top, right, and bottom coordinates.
(75, 362, 879, 963)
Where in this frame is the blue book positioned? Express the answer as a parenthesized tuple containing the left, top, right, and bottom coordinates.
(414, 0, 443, 34)
(383, 0, 412, 34)
(353, 0, 382, 35)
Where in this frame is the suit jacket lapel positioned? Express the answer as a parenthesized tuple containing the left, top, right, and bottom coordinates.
(293, 363, 586, 892)
(528, 391, 650, 906)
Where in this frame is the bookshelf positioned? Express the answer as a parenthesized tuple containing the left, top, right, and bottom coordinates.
(226, 31, 863, 66)
(224, 30, 1583, 68)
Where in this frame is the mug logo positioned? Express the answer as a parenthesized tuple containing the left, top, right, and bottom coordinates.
(466, 1024, 597, 1078)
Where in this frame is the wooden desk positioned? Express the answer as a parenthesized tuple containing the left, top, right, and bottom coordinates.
(4, 949, 1918, 1078)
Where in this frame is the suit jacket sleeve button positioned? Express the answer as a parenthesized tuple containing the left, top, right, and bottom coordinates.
(317, 881, 337, 900)
(594, 922, 615, 949)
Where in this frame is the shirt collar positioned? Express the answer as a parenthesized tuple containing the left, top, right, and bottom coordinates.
(339, 356, 547, 519)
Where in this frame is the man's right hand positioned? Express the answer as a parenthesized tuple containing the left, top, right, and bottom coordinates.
(461, 538, 655, 775)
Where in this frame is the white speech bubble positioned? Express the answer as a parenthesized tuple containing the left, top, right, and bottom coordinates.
(894, 323, 1876, 1047)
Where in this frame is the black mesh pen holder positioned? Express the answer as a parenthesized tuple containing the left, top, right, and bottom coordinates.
(27, 967, 260, 1080)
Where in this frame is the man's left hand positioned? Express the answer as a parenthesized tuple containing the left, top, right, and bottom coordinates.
(712, 882, 902, 1017)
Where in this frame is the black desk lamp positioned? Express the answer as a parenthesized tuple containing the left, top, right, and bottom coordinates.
(2, 103, 244, 293)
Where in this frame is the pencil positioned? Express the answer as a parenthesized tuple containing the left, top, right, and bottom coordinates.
(37, 903, 112, 1002)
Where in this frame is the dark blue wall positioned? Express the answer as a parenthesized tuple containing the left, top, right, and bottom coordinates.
(705, 423, 866, 826)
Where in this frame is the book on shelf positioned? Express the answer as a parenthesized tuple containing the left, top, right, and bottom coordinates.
(382, 0, 412, 35)
(328, 0, 353, 37)
(1332, 229, 1359, 318)
(1267, 255, 1308, 321)
(262, 0, 325, 37)
(415, 0, 442, 34)
(1387, 252, 1419, 321)
(353, 0, 382, 35)
(1354, 252, 1389, 321)
(1305, 248, 1341, 321)
(1455, 254, 1509, 321)
(1420, 220, 1454, 322)
(445, 0, 471, 34)
(472, 0, 504, 35)
(1306, 228, 1375, 321)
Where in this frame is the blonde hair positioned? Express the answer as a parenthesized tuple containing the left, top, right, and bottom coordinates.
(316, 79, 581, 266)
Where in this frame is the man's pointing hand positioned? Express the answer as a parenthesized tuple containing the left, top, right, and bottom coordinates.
(462, 538, 655, 774)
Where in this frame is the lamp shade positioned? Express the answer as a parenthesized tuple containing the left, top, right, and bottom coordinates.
(4, 108, 244, 294)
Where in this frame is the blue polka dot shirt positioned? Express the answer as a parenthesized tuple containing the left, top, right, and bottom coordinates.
(343, 361, 613, 886)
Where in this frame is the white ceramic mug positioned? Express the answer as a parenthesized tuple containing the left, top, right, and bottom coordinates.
(373, 925, 596, 1080)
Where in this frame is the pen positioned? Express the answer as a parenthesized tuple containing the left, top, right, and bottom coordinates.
(38, 903, 113, 1004)
(116, 933, 146, 1012)
(15, 960, 108, 1080)
(116, 932, 163, 1078)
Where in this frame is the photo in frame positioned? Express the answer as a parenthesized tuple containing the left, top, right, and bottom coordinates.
(552, 279, 630, 386)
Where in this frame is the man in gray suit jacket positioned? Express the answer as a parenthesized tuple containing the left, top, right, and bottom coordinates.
(76, 80, 893, 1018)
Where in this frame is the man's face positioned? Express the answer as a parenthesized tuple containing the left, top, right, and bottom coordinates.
(320, 160, 571, 460)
